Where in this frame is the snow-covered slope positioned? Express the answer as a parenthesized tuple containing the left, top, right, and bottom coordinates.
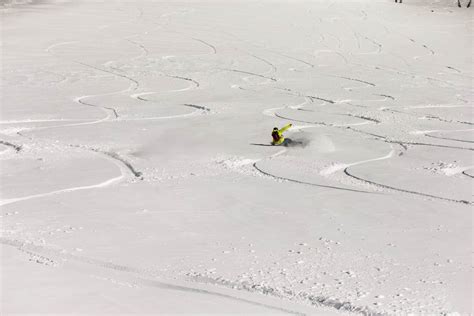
(1, 0, 472, 314)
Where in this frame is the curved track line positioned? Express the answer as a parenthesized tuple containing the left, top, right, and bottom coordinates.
(183, 103, 212, 113)
(45, 40, 79, 54)
(425, 134, 474, 144)
(321, 149, 394, 176)
(351, 33, 382, 55)
(250, 54, 277, 73)
(220, 68, 277, 82)
(333, 76, 376, 87)
(275, 87, 335, 104)
(343, 167, 471, 205)
(0, 168, 123, 207)
(131, 74, 199, 101)
(409, 38, 435, 60)
(76, 95, 119, 119)
(0, 238, 303, 316)
(262, 99, 309, 118)
(314, 49, 348, 65)
(271, 114, 473, 153)
(188, 273, 384, 316)
(69, 145, 143, 179)
(125, 37, 149, 61)
(167, 75, 200, 88)
(375, 94, 395, 100)
(342, 126, 474, 152)
(462, 170, 474, 179)
(411, 128, 474, 144)
(0, 118, 90, 125)
(121, 103, 211, 121)
(420, 114, 473, 126)
(253, 162, 374, 194)
(0, 145, 134, 206)
(45, 41, 139, 127)
(270, 50, 315, 68)
(75, 61, 139, 92)
(130, 75, 199, 101)
(0, 140, 22, 153)
(257, 103, 375, 194)
(192, 38, 217, 54)
(344, 114, 381, 124)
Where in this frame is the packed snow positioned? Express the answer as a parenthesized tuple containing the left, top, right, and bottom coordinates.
(1, 0, 472, 314)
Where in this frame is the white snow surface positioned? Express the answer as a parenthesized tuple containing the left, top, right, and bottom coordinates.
(1, 0, 473, 314)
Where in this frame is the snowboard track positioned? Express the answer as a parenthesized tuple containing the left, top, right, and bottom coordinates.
(336, 76, 376, 87)
(374, 94, 395, 100)
(167, 75, 200, 88)
(344, 114, 381, 124)
(0, 140, 22, 153)
(188, 272, 386, 316)
(126, 38, 149, 59)
(221, 68, 277, 82)
(252, 162, 374, 194)
(192, 38, 217, 54)
(250, 54, 278, 73)
(462, 170, 474, 179)
(0, 237, 304, 316)
(183, 103, 211, 112)
(423, 115, 473, 126)
(345, 127, 474, 152)
(69, 144, 143, 179)
(270, 51, 315, 68)
(270, 112, 472, 203)
(273, 114, 473, 152)
(76, 96, 119, 119)
(275, 87, 336, 104)
(425, 134, 474, 144)
(75, 61, 140, 92)
(343, 167, 471, 205)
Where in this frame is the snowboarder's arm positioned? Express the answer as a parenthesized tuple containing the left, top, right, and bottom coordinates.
(279, 123, 292, 133)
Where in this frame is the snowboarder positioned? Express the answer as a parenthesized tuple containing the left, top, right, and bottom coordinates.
(271, 123, 293, 146)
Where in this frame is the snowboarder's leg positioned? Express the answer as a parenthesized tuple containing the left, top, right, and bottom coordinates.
(468, 0, 471, 8)
(458, 0, 462, 7)
(282, 138, 293, 147)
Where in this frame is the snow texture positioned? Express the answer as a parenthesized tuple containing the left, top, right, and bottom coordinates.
(1, 0, 472, 314)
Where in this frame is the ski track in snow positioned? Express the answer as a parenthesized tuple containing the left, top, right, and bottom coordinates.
(131, 75, 199, 102)
(192, 38, 217, 54)
(0, 237, 304, 316)
(0, 149, 126, 207)
(74, 145, 144, 179)
(256, 101, 376, 194)
(0, 174, 122, 207)
(3, 2, 473, 314)
(269, 50, 315, 69)
(411, 128, 474, 144)
(188, 273, 385, 316)
(265, 105, 473, 205)
(409, 38, 435, 60)
(343, 167, 471, 205)
(320, 149, 395, 176)
(220, 68, 277, 82)
(0, 140, 22, 153)
(3, 36, 210, 207)
(0, 138, 148, 206)
(252, 161, 375, 194)
(126, 37, 149, 61)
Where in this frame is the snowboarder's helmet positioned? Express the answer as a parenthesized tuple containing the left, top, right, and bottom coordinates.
(273, 127, 278, 131)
